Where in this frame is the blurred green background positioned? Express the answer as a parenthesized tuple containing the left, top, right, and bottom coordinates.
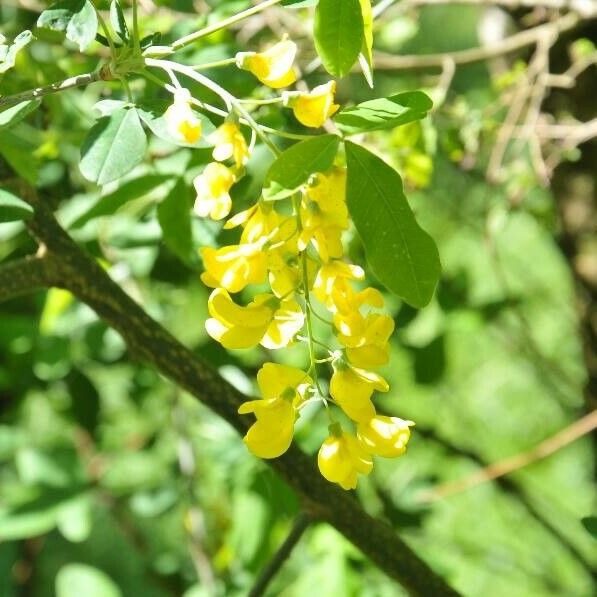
(0, 1, 595, 596)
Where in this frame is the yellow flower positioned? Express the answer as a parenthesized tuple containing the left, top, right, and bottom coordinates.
(201, 241, 267, 293)
(164, 88, 202, 144)
(205, 289, 304, 350)
(236, 40, 297, 89)
(330, 362, 388, 422)
(209, 122, 250, 168)
(357, 416, 414, 458)
(336, 313, 394, 368)
(318, 427, 373, 490)
(193, 163, 235, 220)
(313, 260, 384, 314)
(238, 363, 312, 458)
(287, 81, 339, 128)
(299, 168, 349, 261)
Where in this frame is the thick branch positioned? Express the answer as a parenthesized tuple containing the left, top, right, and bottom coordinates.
(16, 195, 459, 596)
(0, 255, 52, 302)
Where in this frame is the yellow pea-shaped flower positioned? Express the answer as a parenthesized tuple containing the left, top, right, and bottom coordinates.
(164, 88, 202, 144)
(193, 162, 235, 220)
(209, 122, 250, 169)
(357, 416, 414, 458)
(318, 427, 373, 490)
(236, 40, 297, 89)
(287, 81, 340, 128)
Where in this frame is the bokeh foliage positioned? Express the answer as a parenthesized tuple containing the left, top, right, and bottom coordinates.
(1, 1, 595, 596)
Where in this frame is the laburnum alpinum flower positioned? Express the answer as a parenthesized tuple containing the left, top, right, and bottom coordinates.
(164, 88, 202, 144)
(209, 121, 250, 168)
(357, 416, 414, 458)
(238, 363, 311, 458)
(236, 39, 298, 89)
(193, 162, 235, 220)
(284, 81, 340, 128)
(318, 426, 373, 490)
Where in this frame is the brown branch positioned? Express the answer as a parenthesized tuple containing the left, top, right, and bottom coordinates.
(0, 255, 52, 302)
(3, 194, 460, 596)
(373, 13, 582, 70)
(420, 410, 597, 502)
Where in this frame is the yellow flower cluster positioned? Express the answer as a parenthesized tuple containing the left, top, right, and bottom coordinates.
(168, 40, 414, 490)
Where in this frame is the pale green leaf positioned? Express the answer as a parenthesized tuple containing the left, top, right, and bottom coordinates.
(80, 107, 147, 186)
(0, 189, 34, 223)
(335, 91, 433, 135)
(56, 564, 122, 597)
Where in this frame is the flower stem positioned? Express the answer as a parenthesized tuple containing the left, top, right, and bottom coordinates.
(169, 0, 286, 52)
(190, 57, 237, 71)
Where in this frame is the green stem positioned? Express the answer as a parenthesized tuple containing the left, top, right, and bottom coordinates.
(132, 0, 141, 55)
(237, 96, 285, 105)
(93, 4, 118, 63)
(144, 58, 281, 156)
(169, 0, 286, 52)
(190, 57, 237, 71)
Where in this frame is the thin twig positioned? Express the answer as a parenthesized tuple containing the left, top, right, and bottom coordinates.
(0, 69, 110, 110)
(373, 13, 581, 70)
(419, 410, 597, 502)
(248, 513, 311, 597)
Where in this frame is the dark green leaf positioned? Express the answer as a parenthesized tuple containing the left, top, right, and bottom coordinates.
(314, 0, 363, 78)
(263, 134, 340, 201)
(109, 0, 129, 43)
(157, 178, 195, 264)
(335, 91, 433, 135)
(0, 189, 34, 223)
(80, 107, 147, 186)
(581, 516, 597, 539)
(70, 174, 172, 228)
(345, 141, 441, 308)
(0, 100, 41, 130)
(36, 0, 98, 51)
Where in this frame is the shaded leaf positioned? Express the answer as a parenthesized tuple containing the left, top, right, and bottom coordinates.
(0, 189, 34, 223)
(109, 0, 129, 43)
(0, 100, 41, 130)
(0, 31, 33, 74)
(37, 0, 98, 51)
(157, 178, 195, 264)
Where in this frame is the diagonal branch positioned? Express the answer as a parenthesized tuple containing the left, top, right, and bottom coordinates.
(8, 193, 460, 596)
(0, 254, 53, 302)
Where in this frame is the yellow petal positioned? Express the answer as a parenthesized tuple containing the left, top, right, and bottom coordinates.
(257, 363, 312, 400)
(208, 288, 273, 327)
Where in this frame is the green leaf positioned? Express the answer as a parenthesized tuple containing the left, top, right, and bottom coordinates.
(137, 101, 215, 149)
(335, 91, 433, 135)
(0, 31, 33, 74)
(0, 100, 41, 130)
(359, 0, 373, 67)
(70, 174, 171, 228)
(263, 134, 340, 201)
(283, 0, 318, 5)
(581, 516, 597, 539)
(80, 107, 147, 186)
(314, 0, 364, 78)
(157, 178, 195, 264)
(0, 130, 39, 184)
(56, 564, 122, 597)
(345, 141, 440, 308)
(36, 0, 98, 51)
(0, 189, 34, 223)
(109, 0, 129, 43)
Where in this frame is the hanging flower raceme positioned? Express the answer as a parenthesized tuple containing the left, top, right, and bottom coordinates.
(164, 88, 202, 144)
(284, 81, 340, 128)
(186, 39, 415, 491)
(238, 363, 312, 458)
(236, 39, 298, 89)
